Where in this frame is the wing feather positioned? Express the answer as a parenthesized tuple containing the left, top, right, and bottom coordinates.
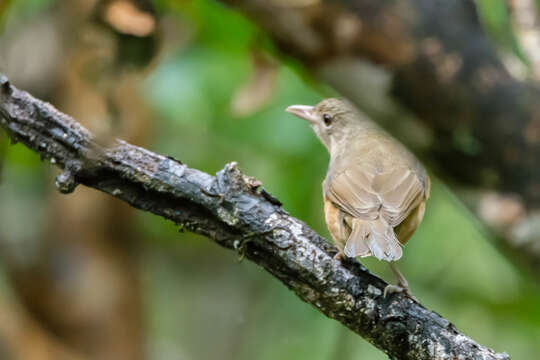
(325, 163, 426, 227)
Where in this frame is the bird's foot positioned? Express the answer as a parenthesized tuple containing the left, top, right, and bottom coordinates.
(385, 262, 417, 300)
(333, 251, 344, 261)
(383, 283, 417, 301)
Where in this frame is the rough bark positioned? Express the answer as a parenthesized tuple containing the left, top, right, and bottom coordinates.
(0, 76, 510, 360)
(217, 0, 540, 279)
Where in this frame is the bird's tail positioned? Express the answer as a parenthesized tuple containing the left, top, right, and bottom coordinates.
(344, 217, 402, 261)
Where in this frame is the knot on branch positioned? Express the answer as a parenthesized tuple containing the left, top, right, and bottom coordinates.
(0, 74, 11, 95)
(215, 162, 248, 193)
(55, 160, 83, 194)
(216, 162, 283, 206)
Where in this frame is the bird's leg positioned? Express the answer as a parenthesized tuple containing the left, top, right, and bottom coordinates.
(384, 262, 417, 300)
(390, 262, 408, 288)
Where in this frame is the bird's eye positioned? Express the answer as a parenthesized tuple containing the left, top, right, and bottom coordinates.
(323, 113, 333, 126)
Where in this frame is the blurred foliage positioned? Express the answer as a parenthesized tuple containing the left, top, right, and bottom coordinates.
(1, 0, 540, 359)
(0, 0, 49, 24)
(0, 0, 12, 25)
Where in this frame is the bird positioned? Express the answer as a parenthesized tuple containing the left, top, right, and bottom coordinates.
(286, 98, 430, 297)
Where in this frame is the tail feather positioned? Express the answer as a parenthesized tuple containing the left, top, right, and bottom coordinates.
(344, 219, 370, 257)
(344, 217, 402, 261)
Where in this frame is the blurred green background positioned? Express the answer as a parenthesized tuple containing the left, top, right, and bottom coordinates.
(1, 1, 539, 359)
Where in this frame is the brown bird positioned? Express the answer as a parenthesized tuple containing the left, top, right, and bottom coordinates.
(286, 98, 430, 297)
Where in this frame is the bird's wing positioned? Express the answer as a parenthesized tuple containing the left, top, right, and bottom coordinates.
(324, 163, 380, 220)
(325, 163, 426, 227)
(372, 167, 426, 226)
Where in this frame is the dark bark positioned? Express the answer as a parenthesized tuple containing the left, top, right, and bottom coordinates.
(0, 76, 509, 360)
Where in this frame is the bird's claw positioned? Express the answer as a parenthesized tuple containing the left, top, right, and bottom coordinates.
(383, 284, 417, 301)
(333, 251, 344, 261)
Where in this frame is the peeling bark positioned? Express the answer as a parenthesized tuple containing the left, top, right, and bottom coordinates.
(0, 76, 510, 360)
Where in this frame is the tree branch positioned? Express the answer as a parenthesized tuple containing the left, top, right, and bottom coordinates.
(0, 76, 509, 360)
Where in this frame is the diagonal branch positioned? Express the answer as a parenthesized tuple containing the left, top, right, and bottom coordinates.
(0, 75, 509, 360)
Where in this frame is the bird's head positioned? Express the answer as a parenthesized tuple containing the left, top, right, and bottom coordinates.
(286, 98, 359, 152)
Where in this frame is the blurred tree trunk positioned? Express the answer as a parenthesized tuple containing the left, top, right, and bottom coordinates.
(0, 297, 88, 360)
(2, 1, 159, 359)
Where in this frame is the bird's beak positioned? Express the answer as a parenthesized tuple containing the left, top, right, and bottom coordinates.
(285, 105, 318, 124)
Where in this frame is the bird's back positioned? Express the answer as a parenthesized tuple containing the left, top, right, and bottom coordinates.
(323, 125, 429, 260)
